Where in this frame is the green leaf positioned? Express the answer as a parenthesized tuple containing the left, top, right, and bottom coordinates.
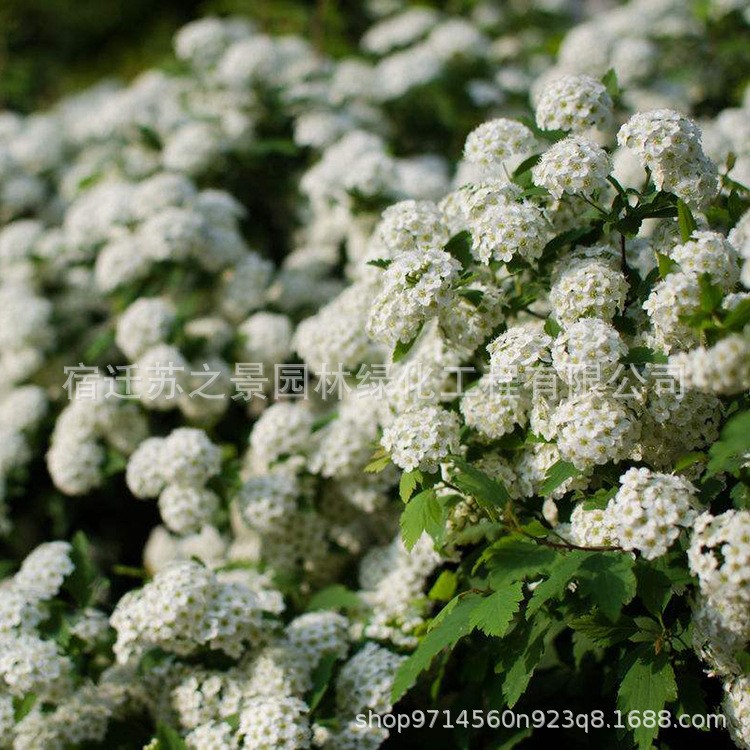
(444, 231, 474, 270)
(707, 410, 750, 476)
(306, 585, 362, 613)
(13, 694, 36, 722)
(364, 447, 391, 474)
(673, 451, 706, 473)
(602, 67, 619, 98)
(308, 652, 339, 713)
(570, 612, 637, 646)
(429, 570, 458, 602)
(511, 153, 542, 188)
(724, 298, 750, 331)
(393, 323, 424, 363)
(538, 459, 581, 496)
(623, 346, 668, 365)
(449, 458, 510, 508)
(656, 251, 678, 279)
(246, 138, 299, 157)
(617, 649, 677, 750)
(676, 670, 709, 726)
(526, 551, 587, 615)
(366, 258, 392, 269)
(156, 723, 188, 750)
(699, 274, 723, 313)
(392, 596, 479, 702)
(497, 617, 550, 707)
(468, 581, 524, 637)
(544, 317, 561, 337)
(676, 200, 698, 242)
(400, 489, 443, 550)
(635, 563, 674, 617)
(577, 553, 636, 621)
(139, 125, 162, 150)
(399, 469, 422, 503)
(457, 288, 485, 306)
(65, 530, 98, 607)
(484, 537, 558, 586)
(728, 189, 743, 223)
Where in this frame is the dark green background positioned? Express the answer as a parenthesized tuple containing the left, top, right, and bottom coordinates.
(0, 0, 381, 112)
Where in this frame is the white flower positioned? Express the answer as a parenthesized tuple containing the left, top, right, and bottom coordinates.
(382, 406, 461, 473)
(535, 75, 614, 133)
(532, 136, 611, 198)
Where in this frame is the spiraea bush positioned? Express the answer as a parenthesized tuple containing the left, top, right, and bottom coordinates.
(1, 0, 750, 748)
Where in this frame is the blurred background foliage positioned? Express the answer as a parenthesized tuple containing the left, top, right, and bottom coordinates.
(0, 0, 390, 112)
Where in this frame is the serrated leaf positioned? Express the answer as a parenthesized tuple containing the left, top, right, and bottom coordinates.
(468, 581, 524, 636)
(13, 694, 36, 722)
(623, 346, 668, 365)
(400, 489, 443, 550)
(699, 274, 723, 313)
(538, 459, 581, 496)
(444, 231, 474, 270)
(497, 617, 550, 707)
(526, 551, 588, 615)
(676, 670, 709, 727)
(65, 530, 97, 607)
(156, 723, 188, 750)
(570, 612, 637, 646)
(544, 317, 561, 337)
(457, 288, 484, 306)
(577, 553, 636, 621)
(308, 652, 339, 713)
(677, 200, 698, 242)
(728, 189, 744, 223)
(484, 537, 558, 586)
(364, 447, 391, 474)
(306, 585, 362, 613)
(602, 67, 619, 98)
(635, 562, 674, 617)
(429, 570, 458, 602)
(366, 258, 392, 269)
(399, 469, 422, 503)
(707, 410, 750, 476)
(393, 322, 424, 363)
(656, 251, 678, 279)
(724, 298, 750, 331)
(673, 451, 706, 473)
(392, 596, 479, 702)
(449, 457, 510, 508)
(617, 649, 677, 750)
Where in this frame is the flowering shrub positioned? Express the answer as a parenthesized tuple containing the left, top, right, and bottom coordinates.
(1, 1, 750, 748)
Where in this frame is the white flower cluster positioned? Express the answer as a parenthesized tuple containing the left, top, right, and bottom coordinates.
(0, 2, 748, 748)
(532, 136, 611, 199)
(617, 110, 719, 207)
(534, 74, 614, 133)
(110, 560, 284, 663)
(381, 405, 461, 472)
(688, 511, 750, 641)
(126, 429, 222, 535)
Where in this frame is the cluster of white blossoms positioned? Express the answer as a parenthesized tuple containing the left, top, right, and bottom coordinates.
(688, 511, 750, 641)
(0, 0, 748, 747)
(110, 560, 284, 663)
(534, 74, 614, 133)
(126, 428, 222, 535)
(381, 405, 461, 472)
(607, 468, 697, 558)
(463, 118, 538, 170)
(617, 110, 719, 207)
(462, 183, 551, 263)
(367, 245, 461, 346)
(532, 136, 611, 199)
